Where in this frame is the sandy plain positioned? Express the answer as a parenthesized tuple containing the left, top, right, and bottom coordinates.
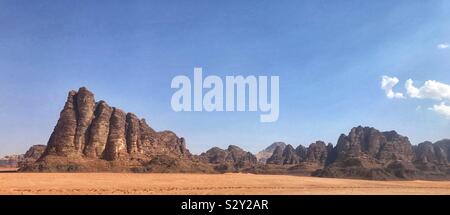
(1, 170, 449, 195)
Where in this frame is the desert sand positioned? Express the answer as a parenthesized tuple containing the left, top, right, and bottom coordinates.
(1, 172, 449, 195)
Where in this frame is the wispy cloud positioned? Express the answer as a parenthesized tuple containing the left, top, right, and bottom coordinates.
(430, 102, 450, 118)
(381, 76, 404, 99)
(437, 43, 449, 49)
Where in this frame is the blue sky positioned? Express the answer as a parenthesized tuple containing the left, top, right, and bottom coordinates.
(1, 0, 450, 156)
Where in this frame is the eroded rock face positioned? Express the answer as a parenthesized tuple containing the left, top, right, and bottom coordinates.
(199, 145, 257, 171)
(255, 142, 286, 164)
(126, 113, 141, 154)
(17, 145, 47, 168)
(24, 87, 191, 172)
(104, 108, 128, 161)
(413, 140, 449, 175)
(332, 126, 414, 164)
(295, 145, 308, 162)
(43, 90, 78, 156)
(314, 126, 418, 179)
(84, 101, 112, 158)
(266, 141, 329, 167)
(24, 145, 46, 160)
(306, 141, 328, 165)
(435, 139, 450, 163)
(282, 145, 300, 164)
(266, 144, 301, 165)
(266, 145, 285, 165)
(73, 87, 95, 153)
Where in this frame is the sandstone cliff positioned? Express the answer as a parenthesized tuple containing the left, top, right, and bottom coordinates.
(255, 142, 286, 164)
(20, 87, 205, 172)
(313, 126, 443, 180)
(198, 145, 257, 172)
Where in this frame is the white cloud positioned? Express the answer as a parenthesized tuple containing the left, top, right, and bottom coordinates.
(382, 76, 450, 119)
(430, 102, 450, 118)
(381, 76, 405, 99)
(437, 43, 449, 49)
(405, 79, 450, 100)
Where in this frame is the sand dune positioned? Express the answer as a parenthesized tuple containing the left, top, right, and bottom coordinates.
(0, 172, 449, 195)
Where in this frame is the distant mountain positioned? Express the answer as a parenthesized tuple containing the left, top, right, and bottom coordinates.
(314, 126, 449, 180)
(255, 142, 286, 164)
(413, 139, 450, 176)
(258, 126, 450, 180)
(199, 145, 257, 172)
(314, 126, 416, 179)
(0, 154, 23, 168)
(1, 145, 46, 168)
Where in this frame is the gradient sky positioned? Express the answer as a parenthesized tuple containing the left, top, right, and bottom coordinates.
(1, 0, 450, 156)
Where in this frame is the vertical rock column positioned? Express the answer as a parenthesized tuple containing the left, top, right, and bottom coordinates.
(104, 108, 128, 160)
(43, 90, 78, 156)
(126, 113, 141, 154)
(73, 87, 95, 153)
(84, 101, 113, 158)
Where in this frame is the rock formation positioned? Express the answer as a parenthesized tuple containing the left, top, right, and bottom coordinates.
(266, 145, 285, 165)
(17, 145, 47, 168)
(20, 87, 196, 172)
(314, 126, 419, 179)
(413, 139, 449, 177)
(255, 142, 286, 164)
(266, 141, 329, 166)
(199, 145, 257, 172)
(261, 126, 449, 179)
(0, 145, 45, 168)
(24, 145, 46, 160)
(263, 141, 331, 175)
(305, 141, 329, 165)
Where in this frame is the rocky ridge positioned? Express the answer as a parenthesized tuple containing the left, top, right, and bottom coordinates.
(18, 87, 450, 179)
(255, 142, 286, 164)
(198, 145, 257, 172)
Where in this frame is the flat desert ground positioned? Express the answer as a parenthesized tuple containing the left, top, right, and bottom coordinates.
(1, 170, 449, 194)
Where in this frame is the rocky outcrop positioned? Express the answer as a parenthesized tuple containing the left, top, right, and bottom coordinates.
(266, 141, 329, 167)
(255, 142, 286, 164)
(266, 145, 285, 165)
(260, 141, 332, 175)
(21, 87, 193, 172)
(73, 87, 95, 153)
(199, 145, 257, 172)
(261, 126, 448, 179)
(103, 108, 128, 161)
(413, 139, 449, 177)
(83, 101, 112, 158)
(24, 145, 46, 160)
(282, 145, 300, 164)
(305, 141, 328, 165)
(295, 145, 308, 162)
(314, 126, 419, 180)
(1, 145, 46, 168)
(17, 145, 47, 168)
(331, 126, 414, 164)
(126, 113, 141, 155)
(43, 90, 78, 156)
